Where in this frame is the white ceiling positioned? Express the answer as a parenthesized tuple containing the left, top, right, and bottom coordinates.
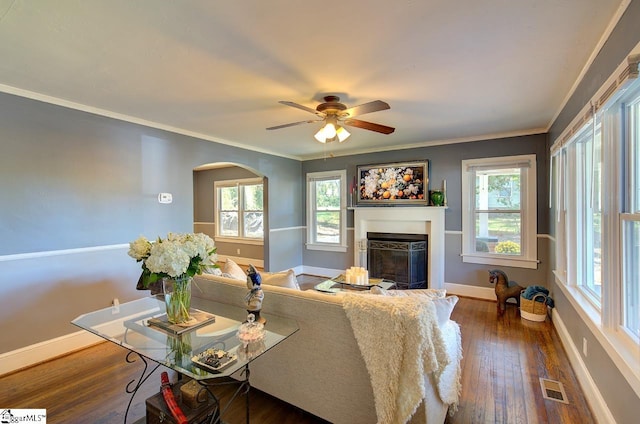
(0, 0, 628, 160)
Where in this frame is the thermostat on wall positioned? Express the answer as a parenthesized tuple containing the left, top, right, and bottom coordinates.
(158, 193, 173, 204)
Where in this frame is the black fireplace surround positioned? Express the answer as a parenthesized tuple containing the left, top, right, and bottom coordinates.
(367, 232, 428, 289)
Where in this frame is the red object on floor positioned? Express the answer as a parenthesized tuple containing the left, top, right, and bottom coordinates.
(160, 372, 188, 424)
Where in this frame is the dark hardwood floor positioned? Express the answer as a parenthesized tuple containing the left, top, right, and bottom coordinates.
(0, 277, 594, 424)
(445, 296, 594, 424)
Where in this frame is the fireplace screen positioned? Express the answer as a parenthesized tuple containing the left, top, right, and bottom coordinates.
(367, 232, 428, 289)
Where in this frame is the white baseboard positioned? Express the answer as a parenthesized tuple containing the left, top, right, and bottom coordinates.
(0, 331, 103, 376)
(444, 282, 495, 300)
(552, 310, 616, 424)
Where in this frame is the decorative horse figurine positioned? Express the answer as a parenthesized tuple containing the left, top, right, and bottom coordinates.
(489, 269, 524, 316)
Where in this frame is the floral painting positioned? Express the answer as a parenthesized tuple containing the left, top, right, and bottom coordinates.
(356, 161, 429, 205)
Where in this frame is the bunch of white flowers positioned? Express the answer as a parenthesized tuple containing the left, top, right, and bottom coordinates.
(128, 236, 152, 261)
(128, 232, 218, 287)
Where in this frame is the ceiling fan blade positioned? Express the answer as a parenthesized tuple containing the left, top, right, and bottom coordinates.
(279, 101, 325, 117)
(342, 100, 390, 118)
(344, 118, 395, 134)
(266, 120, 320, 130)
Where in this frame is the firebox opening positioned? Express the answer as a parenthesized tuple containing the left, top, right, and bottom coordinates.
(366, 232, 428, 289)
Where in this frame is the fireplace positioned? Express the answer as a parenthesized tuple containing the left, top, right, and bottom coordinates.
(353, 206, 445, 289)
(367, 232, 428, 289)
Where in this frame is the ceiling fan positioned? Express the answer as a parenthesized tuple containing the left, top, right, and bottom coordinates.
(266, 95, 395, 143)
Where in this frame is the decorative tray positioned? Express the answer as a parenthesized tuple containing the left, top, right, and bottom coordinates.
(192, 348, 237, 373)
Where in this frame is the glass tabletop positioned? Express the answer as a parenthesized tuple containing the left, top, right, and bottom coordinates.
(72, 296, 298, 380)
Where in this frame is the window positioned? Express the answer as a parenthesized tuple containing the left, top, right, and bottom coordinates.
(621, 217, 640, 339)
(306, 170, 347, 252)
(552, 57, 640, 385)
(461, 155, 537, 269)
(215, 178, 263, 241)
(566, 119, 603, 303)
(621, 88, 640, 340)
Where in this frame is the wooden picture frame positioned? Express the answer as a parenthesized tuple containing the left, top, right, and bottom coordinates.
(356, 160, 429, 205)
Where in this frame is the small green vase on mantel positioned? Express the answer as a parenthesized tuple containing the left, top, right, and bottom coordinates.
(430, 190, 444, 206)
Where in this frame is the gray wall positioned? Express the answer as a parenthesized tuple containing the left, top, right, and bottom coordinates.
(547, 1, 640, 423)
(302, 133, 549, 287)
(0, 92, 302, 353)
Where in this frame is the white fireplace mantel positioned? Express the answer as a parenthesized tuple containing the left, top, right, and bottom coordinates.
(353, 206, 446, 289)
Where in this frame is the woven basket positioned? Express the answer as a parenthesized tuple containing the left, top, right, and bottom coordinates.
(520, 292, 548, 322)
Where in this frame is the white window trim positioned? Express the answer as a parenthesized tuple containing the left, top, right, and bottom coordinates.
(306, 170, 347, 253)
(461, 154, 538, 269)
(214, 177, 264, 243)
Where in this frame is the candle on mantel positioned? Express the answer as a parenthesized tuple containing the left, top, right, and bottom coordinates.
(442, 179, 447, 206)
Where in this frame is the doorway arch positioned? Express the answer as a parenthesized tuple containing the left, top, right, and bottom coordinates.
(193, 162, 269, 270)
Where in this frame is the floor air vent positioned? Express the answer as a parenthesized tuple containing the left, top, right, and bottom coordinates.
(539, 378, 569, 404)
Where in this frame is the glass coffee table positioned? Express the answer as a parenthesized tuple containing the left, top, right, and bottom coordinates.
(314, 275, 396, 294)
(72, 296, 298, 424)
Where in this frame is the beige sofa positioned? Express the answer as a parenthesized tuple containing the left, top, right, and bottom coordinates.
(192, 273, 462, 424)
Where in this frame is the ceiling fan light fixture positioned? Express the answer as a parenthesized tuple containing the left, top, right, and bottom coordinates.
(323, 123, 337, 139)
(314, 128, 327, 143)
(336, 126, 350, 142)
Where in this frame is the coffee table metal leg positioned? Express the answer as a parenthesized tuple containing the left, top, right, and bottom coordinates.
(198, 364, 251, 424)
(123, 350, 161, 424)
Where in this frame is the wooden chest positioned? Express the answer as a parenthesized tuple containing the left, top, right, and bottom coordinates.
(145, 380, 217, 424)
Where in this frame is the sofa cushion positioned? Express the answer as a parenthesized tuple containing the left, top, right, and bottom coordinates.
(223, 259, 247, 280)
(261, 269, 300, 290)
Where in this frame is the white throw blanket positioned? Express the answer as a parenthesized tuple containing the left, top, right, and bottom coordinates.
(343, 293, 452, 424)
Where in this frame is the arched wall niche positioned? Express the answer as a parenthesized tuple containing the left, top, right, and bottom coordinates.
(193, 161, 268, 269)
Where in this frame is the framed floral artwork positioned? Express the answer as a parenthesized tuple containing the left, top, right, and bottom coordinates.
(356, 160, 429, 205)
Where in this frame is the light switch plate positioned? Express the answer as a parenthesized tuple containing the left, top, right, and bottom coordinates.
(158, 193, 173, 204)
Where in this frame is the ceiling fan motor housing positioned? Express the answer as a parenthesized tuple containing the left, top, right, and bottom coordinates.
(316, 95, 347, 114)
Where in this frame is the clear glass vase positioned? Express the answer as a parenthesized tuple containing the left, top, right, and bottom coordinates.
(163, 275, 192, 324)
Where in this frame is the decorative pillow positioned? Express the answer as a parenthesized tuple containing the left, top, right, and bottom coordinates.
(432, 296, 459, 326)
(223, 259, 246, 281)
(203, 266, 222, 276)
(261, 269, 300, 290)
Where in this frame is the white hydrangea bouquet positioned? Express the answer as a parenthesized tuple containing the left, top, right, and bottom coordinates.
(129, 232, 218, 324)
(128, 232, 218, 288)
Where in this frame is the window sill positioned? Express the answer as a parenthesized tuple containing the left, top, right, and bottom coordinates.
(461, 253, 539, 269)
(553, 270, 640, 398)
(554, 271, 602, 325)
(305, 243, 347, 253)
